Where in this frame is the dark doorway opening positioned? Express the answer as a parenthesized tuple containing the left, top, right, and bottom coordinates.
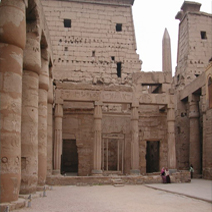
(61, 139, 78, 175)
(117, 62, 122, 78)
(146, 141, 160, 173)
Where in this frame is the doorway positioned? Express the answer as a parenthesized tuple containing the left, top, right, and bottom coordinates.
(146, 141, 160, 173)
(102, 134, 124, 174)
(61, 139, 78, 175)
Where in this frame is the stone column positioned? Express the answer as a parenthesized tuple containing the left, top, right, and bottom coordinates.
(0, 0, 26, 203)
(189, 95, 201, 176)
(167, 105, 177, 170)
(47, 75, 54, 176)
(53, 104, 63, 175)
(20, 26, 41, 193)
(37, 53, 49, 189)
(92, 102, 103, 175)
(130, 103, 140, 175)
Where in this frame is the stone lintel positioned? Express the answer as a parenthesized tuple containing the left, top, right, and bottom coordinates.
(63, 101, 94, 109)
(134, 72, 167, 84)
(61, 90, 133, 103)
(180, 73, 205, 101)
(139, 93, 171, 105)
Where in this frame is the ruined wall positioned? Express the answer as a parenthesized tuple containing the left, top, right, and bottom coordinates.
(41, 0, 141, 85)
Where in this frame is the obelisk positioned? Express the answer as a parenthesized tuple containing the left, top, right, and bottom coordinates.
(162, 28, 172, 77)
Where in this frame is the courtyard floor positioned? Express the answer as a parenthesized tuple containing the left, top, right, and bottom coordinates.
(13, 179, 211, 212)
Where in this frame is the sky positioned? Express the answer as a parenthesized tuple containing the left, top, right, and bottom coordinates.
(132, 0, 212, 75)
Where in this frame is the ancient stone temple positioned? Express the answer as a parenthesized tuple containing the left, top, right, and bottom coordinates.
(0, 0, 211, 207)
(41, 0, 176, 177)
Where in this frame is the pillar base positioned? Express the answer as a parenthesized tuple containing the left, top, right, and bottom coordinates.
(52, 170, 61, 175)
(91, 169, 103, 176)
(130, 169, 140, 175)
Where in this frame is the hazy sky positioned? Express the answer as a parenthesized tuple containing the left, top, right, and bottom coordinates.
(132, 0, 212, 75)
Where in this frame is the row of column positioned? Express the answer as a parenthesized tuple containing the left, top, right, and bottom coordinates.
(51, 102, 178, 177)
(52, 101, 144, 176)
(0, 0, 27, 203)
(0, 0, 54, 203)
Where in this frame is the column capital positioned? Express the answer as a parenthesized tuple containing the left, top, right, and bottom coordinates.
(189, 101, 199, 118)
(167, 108, 175, 121)
(94, 101, 103, 106)
(131, 106, 139, 120)
(188, 94, 200, 103)
(55, 104, 63, 118)
(48, 78, 54, 104)
(94, 102, 102, 119)
(39, 57, 49, 91)
(132, 100, 139, 108)
(23, 32, 41, 75)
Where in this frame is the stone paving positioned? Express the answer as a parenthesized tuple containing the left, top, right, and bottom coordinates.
(13, 180, 211, 212)
(146, 179, 212, 203)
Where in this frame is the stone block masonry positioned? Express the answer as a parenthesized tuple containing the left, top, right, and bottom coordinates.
(41, 0, 141, 85)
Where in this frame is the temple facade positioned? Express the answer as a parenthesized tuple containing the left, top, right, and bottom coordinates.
(0, 0, 211, 206)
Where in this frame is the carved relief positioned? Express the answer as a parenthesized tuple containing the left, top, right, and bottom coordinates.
(139, 94, 152, 104)
(61, 90, 100, 101)
(102, 91, 133, 103)
(102, 117, 130, 134)
(102, 104, 130, 113)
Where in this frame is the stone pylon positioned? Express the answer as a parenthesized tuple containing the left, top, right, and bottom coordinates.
(162, 28, 172, 77)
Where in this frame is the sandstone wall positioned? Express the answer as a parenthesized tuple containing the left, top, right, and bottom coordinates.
(41, 0, 141, 84)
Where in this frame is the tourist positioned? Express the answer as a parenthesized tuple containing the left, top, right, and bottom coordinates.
(189, 164, 194, 179)
(165, 168, 171, 183)
(161, 167, 166, 183)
